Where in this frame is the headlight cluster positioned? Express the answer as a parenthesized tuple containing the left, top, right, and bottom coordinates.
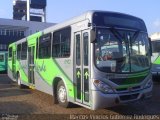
(93, 80, 114, 93)
(144, 79, 153, 89)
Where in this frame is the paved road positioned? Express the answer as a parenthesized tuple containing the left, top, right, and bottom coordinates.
(0, 74, 160, 120)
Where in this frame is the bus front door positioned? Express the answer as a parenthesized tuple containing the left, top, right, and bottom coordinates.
(74, 30, 90, 106)
(28, 46, 35, 86)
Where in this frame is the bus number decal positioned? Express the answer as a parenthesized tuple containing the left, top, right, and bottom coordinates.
(64, 59, 71, 65)
(36, 61, 46, 72)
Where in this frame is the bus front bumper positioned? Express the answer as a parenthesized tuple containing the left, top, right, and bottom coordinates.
(91, 86, 152, 110)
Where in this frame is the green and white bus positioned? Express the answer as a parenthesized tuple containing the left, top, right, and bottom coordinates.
(8, 10, 153, 110)
(0, 51, 8, 73)
(151, 33, 160, 79)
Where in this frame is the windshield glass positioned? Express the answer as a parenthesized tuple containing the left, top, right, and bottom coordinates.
(95, 28, 150, 73)
(151, 40, 160, 53)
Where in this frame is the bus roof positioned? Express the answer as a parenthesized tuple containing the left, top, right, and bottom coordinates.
(43, 10, 144, 34)
(16, 38, 26, 44)
(8, 43, 16, 50)
(9, 10, 145, 46)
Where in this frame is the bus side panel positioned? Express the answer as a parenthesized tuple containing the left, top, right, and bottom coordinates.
(34, 59, 55, 95)
(34, 65, 53, 95)
(34, 59, 74, 100)
(8, 58, 13, 79)
(54, 58, 74, 101)
(17, 60, 29, 85)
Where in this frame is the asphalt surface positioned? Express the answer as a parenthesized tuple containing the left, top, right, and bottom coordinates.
(0, 74, 160, 120)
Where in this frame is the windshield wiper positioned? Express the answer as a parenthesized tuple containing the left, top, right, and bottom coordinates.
(131, 30, 140, 43)
(109, 27, 123, 42)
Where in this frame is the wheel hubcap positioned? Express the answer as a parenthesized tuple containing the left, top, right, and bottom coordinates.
(58, 86, 67, 103)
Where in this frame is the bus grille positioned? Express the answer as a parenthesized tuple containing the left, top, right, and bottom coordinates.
(110, 76, 146, 85)
(116, 86, 141, 92)
(119, 93, 139, 101)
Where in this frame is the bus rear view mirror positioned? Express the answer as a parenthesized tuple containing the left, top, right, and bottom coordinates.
(90, 30, 96, 43)
(149, 37, 152, 56)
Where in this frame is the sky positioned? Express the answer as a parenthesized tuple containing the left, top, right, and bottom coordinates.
(0, 0, 160, 35)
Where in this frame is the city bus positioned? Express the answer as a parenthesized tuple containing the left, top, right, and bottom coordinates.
(151, 33, 160, 79)
(0, 51, 8, 73)
(8, 10, 153, 110)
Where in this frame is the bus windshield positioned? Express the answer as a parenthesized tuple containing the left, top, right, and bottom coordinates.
(151, 40, 160, 53)
(95, 28, 150, 73)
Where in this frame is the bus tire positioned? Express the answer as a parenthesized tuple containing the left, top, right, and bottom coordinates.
(57, 80, 70, 108)
(17, 73, 26, 89)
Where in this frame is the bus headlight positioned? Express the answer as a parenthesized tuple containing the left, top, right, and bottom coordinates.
(144, 79, 152, 89)
(93, 80, 114, 93)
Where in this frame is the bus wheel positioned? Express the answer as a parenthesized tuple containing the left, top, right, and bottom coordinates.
(57, 81, 70, 108)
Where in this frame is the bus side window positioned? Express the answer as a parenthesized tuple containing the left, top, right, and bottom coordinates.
(21, 42, 27, 60)
(38, 33, 52, 59)
(17, 44, 21, 60)
(52, 27, 71, 58)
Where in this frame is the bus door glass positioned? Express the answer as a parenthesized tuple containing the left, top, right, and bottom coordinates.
(12, 50, 16, 78)
(74, 30, 90, 105)
(28, 46, 35, 85)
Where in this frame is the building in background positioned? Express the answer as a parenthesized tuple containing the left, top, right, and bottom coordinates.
(13, 0, 26, 20)
(0, 0, 52, 73)
(13, 0, 47, 22)
(0, 18, 54, 51)
(0, 0, 51, 52)
(150, 32, 160, 41)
